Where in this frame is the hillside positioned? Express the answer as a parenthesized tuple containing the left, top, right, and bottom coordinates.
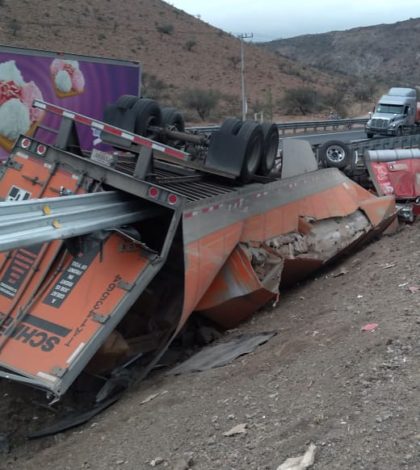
(0, 0, 347, 121)
(263, 18, 420, 88)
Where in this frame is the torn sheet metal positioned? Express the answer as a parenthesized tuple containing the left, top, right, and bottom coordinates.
(196, 244, 282, 328)
(196, 208, 381, 326)
(168, 332, 276, 375)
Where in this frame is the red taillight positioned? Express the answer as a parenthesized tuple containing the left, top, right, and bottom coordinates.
(36, 144, 47, 155)
(20, 138, 31, 149)
(148, 187, 159, 199)
(167, 193, 178, 205)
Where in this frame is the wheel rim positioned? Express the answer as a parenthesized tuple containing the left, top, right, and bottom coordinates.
(326, 145, 346, 163)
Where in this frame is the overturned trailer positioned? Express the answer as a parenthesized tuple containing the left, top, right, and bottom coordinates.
(0, 99, 396, 399)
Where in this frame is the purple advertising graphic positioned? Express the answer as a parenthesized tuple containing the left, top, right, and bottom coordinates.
(0, 49, 141, 159)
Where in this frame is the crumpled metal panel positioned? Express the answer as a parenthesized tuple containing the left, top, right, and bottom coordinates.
(196, 203, 395, 329)
(365, 149, 420, 199)
(196, 244, 282, 329)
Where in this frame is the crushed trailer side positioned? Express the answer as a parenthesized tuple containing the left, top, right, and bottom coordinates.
(0, 103, 397, 398)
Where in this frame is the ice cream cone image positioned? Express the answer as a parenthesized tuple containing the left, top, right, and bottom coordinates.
(50, 59, 85, 98)
(0, 60, 45, 152)
(0, 121, 39, 153)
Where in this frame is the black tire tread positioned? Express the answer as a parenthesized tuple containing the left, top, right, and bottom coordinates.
(116, 95, 139, 109)
(220, 118, 243, 135)
(258, 122, 279, 176)
(132, 98, 162, 137)
(237, 121, 263, 181)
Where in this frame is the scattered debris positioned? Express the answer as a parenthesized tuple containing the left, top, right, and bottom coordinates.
(150, 457, 164, 466)
(173, 455, 194, 470)
(398, 282, 409, 287)
(331, 268, 349, 277)
(168, 332, 276, 375)
(140, 390, 168, 405)
(407, 285, 420, 293)
(361, 323, 379, 332)
(381, 263, 396, 269)
(357, 294, 364, 299)
(27, 394, 121, 439)
(277, 443, 316, 470)
(223, 423, 247, 437)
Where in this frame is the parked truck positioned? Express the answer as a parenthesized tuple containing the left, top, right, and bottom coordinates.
(0, 97, 396, 409)
(365, 87, 420, 138)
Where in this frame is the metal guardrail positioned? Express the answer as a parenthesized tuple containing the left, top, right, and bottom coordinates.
(276, 118, 367, 134)
(0, 191, 161, 252)
(188, 118, 368, 135)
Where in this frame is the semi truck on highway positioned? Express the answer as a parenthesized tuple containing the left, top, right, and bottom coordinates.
(365, 87, 420, 138)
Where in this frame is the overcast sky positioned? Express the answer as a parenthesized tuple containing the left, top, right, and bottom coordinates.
(168, 0, 420, 40)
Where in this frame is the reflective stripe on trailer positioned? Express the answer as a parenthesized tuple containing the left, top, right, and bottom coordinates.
(32, 100, 190, 162)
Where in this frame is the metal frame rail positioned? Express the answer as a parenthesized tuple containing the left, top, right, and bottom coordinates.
(188, 118, 368, 135)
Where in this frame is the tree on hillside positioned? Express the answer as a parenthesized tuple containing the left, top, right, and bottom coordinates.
(281, 87, 321, 115)
(322, 90, 348, 117)
(180, 88, 220, 120)
(142, 73, 170, 101)
(353, 82, 377, 102)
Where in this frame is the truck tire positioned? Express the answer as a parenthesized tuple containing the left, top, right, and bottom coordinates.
(396, 127, 403, 136)
(220, 118, 243, 135)
(319, 140, 350, 169)
(116, 95, 139, 109)
(258, 122, 279, 176)
(161, 107, 185, 132)
(237, 121, 263, 182)
(132, 98, 162, 137)
(366, 132, 374, 139)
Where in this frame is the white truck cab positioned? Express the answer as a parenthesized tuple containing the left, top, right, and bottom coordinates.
(365, 87, 418, 138)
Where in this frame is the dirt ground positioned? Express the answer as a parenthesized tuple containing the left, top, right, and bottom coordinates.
(0, 222, 419, 470)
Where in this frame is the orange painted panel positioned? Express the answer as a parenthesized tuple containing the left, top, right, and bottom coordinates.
(0, 158, 83, 317)
(0, 234, 150, 386)
(180, 222, 243, 327)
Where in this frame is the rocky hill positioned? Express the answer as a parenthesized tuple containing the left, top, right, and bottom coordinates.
(262, 18, 420, 88)
(0, 0, 347, 121)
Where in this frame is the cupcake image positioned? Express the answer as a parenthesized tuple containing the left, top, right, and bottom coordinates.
(0, 60, 45, 152)
(50, 59, 85, 98)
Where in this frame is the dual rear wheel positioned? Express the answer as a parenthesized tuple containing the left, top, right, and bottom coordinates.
(218, 118, 279, 180)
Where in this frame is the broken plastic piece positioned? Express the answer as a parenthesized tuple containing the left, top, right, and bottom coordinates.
(223, 423, 247, 436)
(277, 443, 316, 470)
(361, 323, 379, 332)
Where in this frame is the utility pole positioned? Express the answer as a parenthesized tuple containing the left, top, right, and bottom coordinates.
(238, 33, 253, 121)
